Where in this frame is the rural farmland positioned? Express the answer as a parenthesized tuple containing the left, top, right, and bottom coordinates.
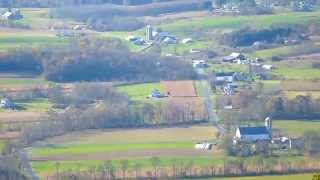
(0, 0, 320, 180)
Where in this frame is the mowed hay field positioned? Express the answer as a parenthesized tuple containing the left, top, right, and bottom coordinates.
(116, 82, 163, 101)
(273, 120, 320, 137)
(159, 11, 320, 35)
(30, 126, 219, 177)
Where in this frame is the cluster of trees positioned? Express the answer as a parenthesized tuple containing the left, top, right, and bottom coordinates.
(0, 156, 26, 180)
(221, 25, 305, 47)
(0, 38, 197, 82)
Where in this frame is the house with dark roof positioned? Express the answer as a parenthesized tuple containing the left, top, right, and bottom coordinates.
(235, 126, 270, 142)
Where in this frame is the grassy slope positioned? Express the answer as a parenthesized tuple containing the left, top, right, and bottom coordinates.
(273, 120, 320, 137)
(160, 11, 320, 35)
(272, 67, 320, 80)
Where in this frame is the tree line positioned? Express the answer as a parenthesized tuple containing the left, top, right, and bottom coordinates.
(48, 155, 320, 179)
(0, 38, 197, 82)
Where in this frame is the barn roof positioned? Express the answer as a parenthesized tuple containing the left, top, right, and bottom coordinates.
(238, 126, 269, 135)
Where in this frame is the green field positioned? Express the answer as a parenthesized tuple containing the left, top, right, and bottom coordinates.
(0, 140, 5, 152)
(32, 156, 224, 176)
(117, 82, 163, 101)
(0, 35, 67, 52)
(159, 11, 320, 35)
(31, 142, 194, 157)
(0, 77, 48, 86)
(272, 67, 320, 80)
(273, 120, 320, 137)
(15, 98, 52, 112)
(30, 126, 218, 177)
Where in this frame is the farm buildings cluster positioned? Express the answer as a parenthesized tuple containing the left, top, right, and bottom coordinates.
(127, 25, 193, 46)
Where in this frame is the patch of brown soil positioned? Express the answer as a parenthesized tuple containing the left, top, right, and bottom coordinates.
(161, 81, 197, 97)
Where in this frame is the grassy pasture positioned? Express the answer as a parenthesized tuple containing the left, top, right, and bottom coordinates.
(272, 67, 320, 80)
(0, 34, 67, 52)
(32, 156, 224, 177)
(31, 126, 217, 145)
(0, 140, 5, 152)
(30, 126, 218, 177)
(0, 77, 48, 86)
(159, 11, 320, 35)
(31, 142, 194, 157)
(15, 98, 52, 112)
(273, 120, 320, 137)
(116, 82, 163, 101)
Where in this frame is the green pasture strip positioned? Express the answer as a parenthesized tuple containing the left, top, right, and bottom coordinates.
(273, 120, 320, 137)
(31, 142, 193, 156)
(252, 45, 294, 59)
(0, 77, 48, 86)
(0, 140, 5, 152)
(284, 91, 320, 99)
(15, 98, 52, 112)
(272, 67, 320, 80)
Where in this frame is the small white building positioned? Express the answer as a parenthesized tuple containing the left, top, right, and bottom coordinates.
(182, 38, 192, 44)
(262, 64, 275, 70)
(194, 142, 213, 150)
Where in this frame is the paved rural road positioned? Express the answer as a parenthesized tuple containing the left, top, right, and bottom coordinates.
(195, 68, 225, 133)
(18, 149, 39, 180)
